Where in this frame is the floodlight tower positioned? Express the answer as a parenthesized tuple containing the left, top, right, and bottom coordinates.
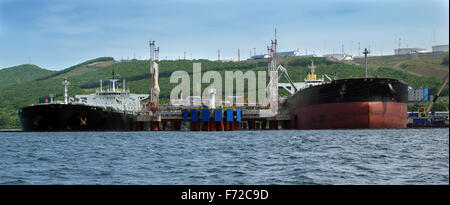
(148, 40, 160, 113)
(363, 48, 370, 78)
(267, 28, 279, 113)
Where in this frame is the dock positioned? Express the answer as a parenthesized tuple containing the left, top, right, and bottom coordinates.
(133, 106, 295, 131)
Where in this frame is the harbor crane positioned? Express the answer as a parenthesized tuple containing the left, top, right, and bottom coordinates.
(411, 74, 449, 127)
(419, 74, 448, 118)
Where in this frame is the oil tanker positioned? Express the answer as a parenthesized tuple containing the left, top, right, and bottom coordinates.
(18, 41, 163, 132)
(18, 76, 149, 131)
(282, 62, 409, 129)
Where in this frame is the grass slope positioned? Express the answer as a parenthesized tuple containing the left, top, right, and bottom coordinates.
(0, 64, 56, 87)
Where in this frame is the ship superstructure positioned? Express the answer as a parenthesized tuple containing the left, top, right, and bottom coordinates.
(278, 61, 327, 95)
(75, 76, 148, 113)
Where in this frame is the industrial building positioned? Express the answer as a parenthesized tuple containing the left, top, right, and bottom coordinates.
(432, 45, 449, 52)
(323, 53, 353, 61)
(408, 87, 430, 102)
(394, 48, 427, 55)
(249, 50, 300, 59)
(300, 54, 318, 57)
(277, 51, 301, 57)
(249, 54, 269, 59)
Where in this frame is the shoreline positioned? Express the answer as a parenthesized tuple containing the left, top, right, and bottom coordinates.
(1, 127, 448, 132)
(0, 129, 22, 132)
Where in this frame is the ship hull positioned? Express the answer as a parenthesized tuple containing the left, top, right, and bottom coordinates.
(18, 104, 137, 131)
(285, 78, 409, 129)
(294, 101, 407, 129)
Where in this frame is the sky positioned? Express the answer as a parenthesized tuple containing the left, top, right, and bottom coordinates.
(0, 0, 448, 70)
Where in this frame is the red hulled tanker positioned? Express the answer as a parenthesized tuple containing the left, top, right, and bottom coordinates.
(283, 78, 408, 129)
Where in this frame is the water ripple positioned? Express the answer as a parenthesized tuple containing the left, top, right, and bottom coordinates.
(0, 129, 448, 185)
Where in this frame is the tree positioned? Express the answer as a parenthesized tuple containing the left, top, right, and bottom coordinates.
(0, 114, 8, 128)
(442, 56, 449, 65)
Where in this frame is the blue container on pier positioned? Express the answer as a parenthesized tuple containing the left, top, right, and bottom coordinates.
(423, 88, 430, 101)
(201, 109, 210, 122)
(226, 109, 234, 122)
(413, 118, 430, 125)
(183, 109, 189, 122)
(191, 109, 198, 122)
(236, 109, 242, 122)
(214, 109, 222, 122)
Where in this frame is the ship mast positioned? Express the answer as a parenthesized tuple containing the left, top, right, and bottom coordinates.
(63, 78, 69, 104)
(110, 69, 118, 92)
(307, 60, 316, 80)
(363, 48, 369, 78)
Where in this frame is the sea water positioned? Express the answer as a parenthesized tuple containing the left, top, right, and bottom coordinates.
(0, 129, 448, 184)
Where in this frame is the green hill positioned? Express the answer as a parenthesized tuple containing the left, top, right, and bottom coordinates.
(352, 52, 449, 79)
(0, 64, 56, 87)
(0, 54, 448, 129)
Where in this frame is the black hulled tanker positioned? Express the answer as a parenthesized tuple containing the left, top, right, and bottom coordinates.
(18, 77, 149, 132)
(18, 104, 138, 131)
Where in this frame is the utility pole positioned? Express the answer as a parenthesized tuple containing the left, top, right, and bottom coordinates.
(218, 49, 221, 61)
(238, 48, 240, 62)
(358, 42, 360, 56)
(433, 28, 436, 46)
(351, 41, 353, 56)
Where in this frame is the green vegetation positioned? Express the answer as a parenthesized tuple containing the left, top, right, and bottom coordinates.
(0, 54, 448, 129)
(443, 55, 449, 65)
(408, 101, 449, 112)
(0, 64, 55, 87)
(36, 57, 114, 81)
(372, 67, 444, 95)
(286, 57, 336, 67)
(353, 53, 449, 79)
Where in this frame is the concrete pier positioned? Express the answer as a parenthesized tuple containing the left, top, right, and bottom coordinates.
(135, 107, 294, 131)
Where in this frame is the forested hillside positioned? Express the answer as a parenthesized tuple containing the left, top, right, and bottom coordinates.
(0, 64, 55, 87)
(0, 54, 448, 129)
